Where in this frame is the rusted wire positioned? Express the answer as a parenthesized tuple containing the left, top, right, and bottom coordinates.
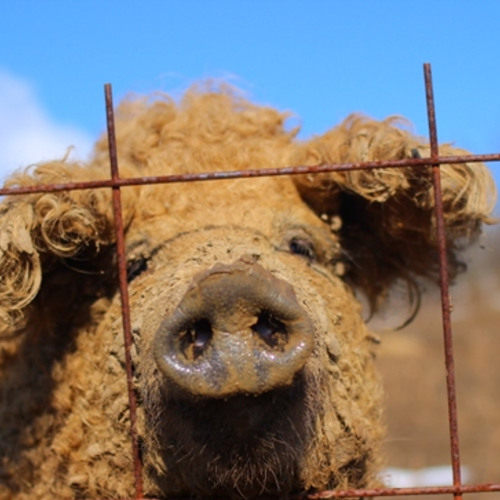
(105, 83, 144, 499)
(1, 153, 500, 197)
(424, 62, 463, 500)
(306, 482, 500, 498)
(87, 480, 500, 500)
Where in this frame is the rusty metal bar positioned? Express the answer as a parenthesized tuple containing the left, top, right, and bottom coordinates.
(2, 152, 500, 197)
(105, 83, 144, 499)
(85, 480, 500, 499)
(306, 482, 500, 499)
(87, 480, 500, 500)
(423, 63, 462, 500)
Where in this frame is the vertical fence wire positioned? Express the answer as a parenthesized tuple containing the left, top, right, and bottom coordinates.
(105, 84, 144, 499)
(423, 63, 463, 500)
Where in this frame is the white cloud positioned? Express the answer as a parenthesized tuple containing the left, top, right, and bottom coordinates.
(0, 70, 93, 183)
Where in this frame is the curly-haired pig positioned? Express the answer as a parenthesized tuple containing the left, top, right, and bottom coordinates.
(0, 86, 495, 499)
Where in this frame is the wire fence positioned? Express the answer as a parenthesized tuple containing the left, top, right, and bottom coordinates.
(1, 63, 499, 499)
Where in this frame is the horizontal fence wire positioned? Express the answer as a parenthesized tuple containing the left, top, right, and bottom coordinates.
(2, 153, 500, 197)
(1, 63, 499, 499)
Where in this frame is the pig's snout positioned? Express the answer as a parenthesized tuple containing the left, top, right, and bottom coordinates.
(153, 259, 314, 398)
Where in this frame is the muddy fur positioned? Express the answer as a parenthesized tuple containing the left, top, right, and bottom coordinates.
(0, 85, 495, 499)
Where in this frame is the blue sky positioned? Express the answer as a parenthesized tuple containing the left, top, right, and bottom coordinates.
(1, 1, 499, 193)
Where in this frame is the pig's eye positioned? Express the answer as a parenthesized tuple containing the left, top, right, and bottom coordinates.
(126, 257, 149, 283)
(289, 238, 316, 261)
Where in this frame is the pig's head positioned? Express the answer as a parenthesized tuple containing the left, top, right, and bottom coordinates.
(0, 86, 495, 499)
(128, 185, 381, 497)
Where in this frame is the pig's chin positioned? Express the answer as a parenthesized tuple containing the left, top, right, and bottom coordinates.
(151, 372, 313, 496)
(191, 374, 305, 442)
(174, 372, 308, 443)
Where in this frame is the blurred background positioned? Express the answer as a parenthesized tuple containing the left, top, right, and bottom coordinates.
(1, 2, 498, 497)
(374, 231, 500, 498)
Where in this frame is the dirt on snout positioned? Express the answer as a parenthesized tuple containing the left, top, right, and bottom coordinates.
(376, 228, 500, 500)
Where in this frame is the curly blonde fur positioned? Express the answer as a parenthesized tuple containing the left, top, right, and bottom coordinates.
(0, 84, 495, 499)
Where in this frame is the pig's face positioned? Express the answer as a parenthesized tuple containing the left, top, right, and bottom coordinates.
(120, 177, 382, 497)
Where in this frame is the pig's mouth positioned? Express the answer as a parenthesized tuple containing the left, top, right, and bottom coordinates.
(150, 371, 312, 497)
(171, 370, 309, 443)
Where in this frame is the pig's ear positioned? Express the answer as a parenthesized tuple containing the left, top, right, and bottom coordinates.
(0, 160, 126, 334)
(291, 114, 496, 310)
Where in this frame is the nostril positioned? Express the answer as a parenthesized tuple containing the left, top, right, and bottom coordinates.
(251, 311, 288, 348)
(181, 319, 213, 359)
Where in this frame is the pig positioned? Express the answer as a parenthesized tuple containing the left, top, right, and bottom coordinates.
(0, 85, 495, 499)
